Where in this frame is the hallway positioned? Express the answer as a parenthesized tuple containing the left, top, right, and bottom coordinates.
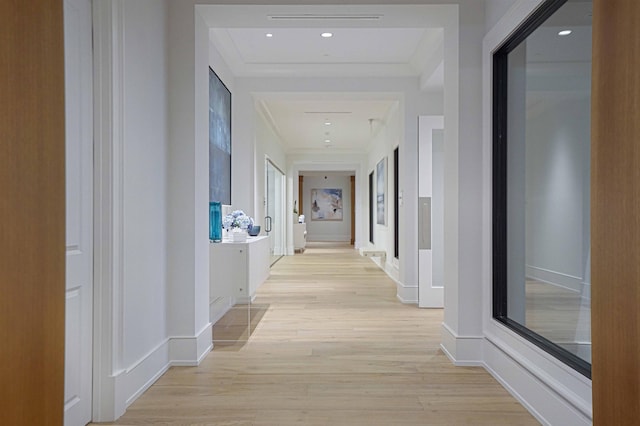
(99, 244, 537, 425)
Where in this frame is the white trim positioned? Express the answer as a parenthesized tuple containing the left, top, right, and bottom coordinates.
(120, 340, 171, 408)
(92, 1, 126, 421)
(525, 265, 583, 293)
(481, 2, 593, 425)
(484, 332, 592, 425)
(307, 235, 352, 242)
(169, 323, 214, 367)
(395, 281, 418, 305)
(440, 322, 483, 366)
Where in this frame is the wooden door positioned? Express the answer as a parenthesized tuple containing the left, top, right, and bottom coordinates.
(591, 0, 640, 423)
(63, 0, 94, 424)
(0, 2, 66, 424)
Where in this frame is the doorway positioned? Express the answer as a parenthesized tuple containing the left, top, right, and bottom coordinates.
(418, 116, 445, 308)
(265, 158, 286, 265)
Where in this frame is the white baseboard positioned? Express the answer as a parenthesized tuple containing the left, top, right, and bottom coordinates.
(104, 339, 171, 415)
(439, 324, 592, 425)
(395, 280, 418, 304)
(525, 265, 584, 293)
(307, 235, 351, 242)
(364, 255, 416, 304)
(440, 322, 483, 366)
(210, 296, 234, 324)
(107, 324, 214, 420)
(169, 323, 213, 366)
(483, 334, 592, 426)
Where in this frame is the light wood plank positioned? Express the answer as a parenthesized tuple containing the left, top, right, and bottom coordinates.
(96, 243, 537, 425)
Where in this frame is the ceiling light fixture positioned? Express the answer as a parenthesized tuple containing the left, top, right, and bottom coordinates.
(321, 32, 333, 38)
(325, 121, 331, 126)
(558, 30, 572, 36)
(265, 33, 273, 37)
(325, 139, 331, 143)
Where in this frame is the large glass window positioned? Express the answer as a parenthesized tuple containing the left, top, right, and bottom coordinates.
(493, 0, 592, 377)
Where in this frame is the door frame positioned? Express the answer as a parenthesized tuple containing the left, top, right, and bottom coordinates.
(418, 115, 444, 308)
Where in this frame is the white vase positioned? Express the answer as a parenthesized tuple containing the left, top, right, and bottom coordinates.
(231, 229, 247, 242)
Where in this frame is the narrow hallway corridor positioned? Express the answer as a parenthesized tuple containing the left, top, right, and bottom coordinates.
(99, 243, 538, 425)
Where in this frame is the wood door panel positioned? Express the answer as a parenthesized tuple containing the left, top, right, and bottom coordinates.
(0, 1, 66, 424)
(591, 0, 640, 423)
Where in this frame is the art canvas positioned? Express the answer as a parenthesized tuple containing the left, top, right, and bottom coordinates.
(209, 67, 231, 205)
(376, 157, 386, 225)
(310, 188, 343, 221)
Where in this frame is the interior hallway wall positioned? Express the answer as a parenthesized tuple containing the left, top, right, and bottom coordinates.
(93, 0, 175, 421)
(303, 174, 352, 242)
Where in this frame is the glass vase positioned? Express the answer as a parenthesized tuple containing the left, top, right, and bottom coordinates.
(209, 201, 222, 242)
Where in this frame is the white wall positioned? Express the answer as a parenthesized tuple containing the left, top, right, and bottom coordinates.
(288, 152, 367, 254)
(525, 93, 591, 292)
(254, 106, 287, 231)
(302, 174, 352, 242)
(164, 2, 213, 375)
(432, 129, 445, 289)
(121, 0, 168, 368)
(365, 102, 404, 289)
(485, 0, 518, 31)
(440, 0, 484, 358)
(93, 0, 177, 421)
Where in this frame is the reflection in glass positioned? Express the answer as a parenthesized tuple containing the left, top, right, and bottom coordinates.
(501, 0, 592, 365)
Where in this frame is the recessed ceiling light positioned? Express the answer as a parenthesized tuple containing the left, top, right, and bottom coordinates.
(325, 121, 331, 126)
(321, 32, 333, 38)
(558, 30, 572, 36)
(266, 33, 273, 37)
(324, 139, 331, 143)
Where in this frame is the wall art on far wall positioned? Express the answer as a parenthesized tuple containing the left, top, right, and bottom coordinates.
(209, 67, 231, 206)
(310, 188, 343, 221)
(376, 157, 387, 225)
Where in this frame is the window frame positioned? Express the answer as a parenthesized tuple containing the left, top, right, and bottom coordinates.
(491, 0, 592, 379)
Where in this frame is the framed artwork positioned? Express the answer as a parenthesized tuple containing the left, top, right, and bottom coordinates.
(376, 157, 386, 225)
(209, 67, 231, 205)
(310, 188, 343, 221)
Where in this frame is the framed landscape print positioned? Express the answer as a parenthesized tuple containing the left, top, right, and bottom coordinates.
(209, 67, 231, 205)
(310, 188, 343, 221)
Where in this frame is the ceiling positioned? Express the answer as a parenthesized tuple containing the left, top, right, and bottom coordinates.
(201, 4, 446, 154)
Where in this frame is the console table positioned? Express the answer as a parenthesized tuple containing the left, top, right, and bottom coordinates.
(293, 223, 307, 253)
(209, 236, 270, 307)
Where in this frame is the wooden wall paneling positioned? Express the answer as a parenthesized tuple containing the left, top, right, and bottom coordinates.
(591, 0, 640, 423)
(298, 175, 304, 216)
(0, 1, 66, 424)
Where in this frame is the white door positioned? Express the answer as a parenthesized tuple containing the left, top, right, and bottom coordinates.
(64, 0, 93, 424)
(418, 116, 444, 308)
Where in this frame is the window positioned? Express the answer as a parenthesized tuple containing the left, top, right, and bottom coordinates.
(492, 0, 592, 377)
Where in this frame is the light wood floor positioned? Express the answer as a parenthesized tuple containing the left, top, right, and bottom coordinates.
(96, 243, 538, 425)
